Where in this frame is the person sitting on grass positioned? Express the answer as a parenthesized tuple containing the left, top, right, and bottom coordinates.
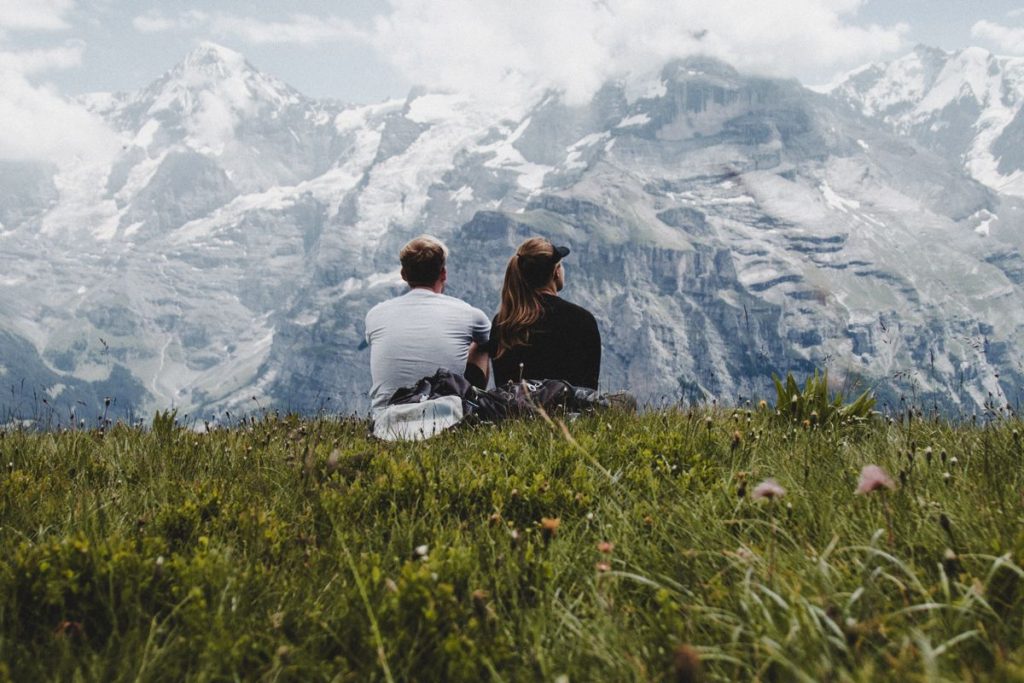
(364, 235, 490, 419)
(488, 237, 601, 389)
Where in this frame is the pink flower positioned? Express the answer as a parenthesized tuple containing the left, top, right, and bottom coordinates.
(856, 465, 894, 495)
(751, 478, 786, 501)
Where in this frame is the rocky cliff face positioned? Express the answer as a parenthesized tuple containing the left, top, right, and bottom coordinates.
(2, 45, 1023, 423)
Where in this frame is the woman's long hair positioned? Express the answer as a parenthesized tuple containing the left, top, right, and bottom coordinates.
(493, 237, 557, 358)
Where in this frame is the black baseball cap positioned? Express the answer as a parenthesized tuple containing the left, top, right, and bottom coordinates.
(518, 242, 570, 286)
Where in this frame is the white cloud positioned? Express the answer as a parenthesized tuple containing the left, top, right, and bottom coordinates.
(131, 10, 360, 45)
(0, 42, 83, 74)
(127, 1, 905, 104)
(0, 68, 119, 164)
(0, 10, 119, 166)
(0, 0, 74, 31)
(972, 19, 1024, 54)
(366, 0, 908, 105)
(207, 14, 361, 45)
(132, 13, 179, 34)
(132, 10, 208, 34)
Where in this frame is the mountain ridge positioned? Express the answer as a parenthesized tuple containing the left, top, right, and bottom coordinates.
(2, 44, 1023, 422)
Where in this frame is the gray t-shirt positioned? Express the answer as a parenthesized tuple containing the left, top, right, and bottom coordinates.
(365, 288, 490, 416)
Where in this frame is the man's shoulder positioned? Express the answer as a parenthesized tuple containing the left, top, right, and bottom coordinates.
(368, 291, 487, 323)
(435, 293, 489, 319)
(366, 296, 401, 320)
(434, 292, 477, 308)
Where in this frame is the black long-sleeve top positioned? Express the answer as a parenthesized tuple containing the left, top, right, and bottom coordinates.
(489, 294, 601, 389)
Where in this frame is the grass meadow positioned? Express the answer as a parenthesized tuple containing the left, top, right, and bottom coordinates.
(1, 405, 1023, 681)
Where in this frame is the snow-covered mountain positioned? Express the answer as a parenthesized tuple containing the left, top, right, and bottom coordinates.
(2, 44, 1023, 422)
(828, 45, 1024, 197)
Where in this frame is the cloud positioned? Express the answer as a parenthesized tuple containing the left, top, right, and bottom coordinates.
(0, 68, 120, 165)
(132, 10, 360, 45)
(132, 10, 208, 34)
(0, 0, 75, 31)
(972, 19, 1024, 54)
(0, 7, 119, 166)
(132, 13, 180, 34)
(207, 14, 361, 45)
(366, 0, 908, 104)
(0, 42, 84, 74)
(130, 1, 906, 104)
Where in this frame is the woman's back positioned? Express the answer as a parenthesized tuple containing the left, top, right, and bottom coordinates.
(490, 293, 600, 389)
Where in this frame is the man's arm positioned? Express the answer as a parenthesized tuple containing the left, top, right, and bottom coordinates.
(464, 341, 489, 389)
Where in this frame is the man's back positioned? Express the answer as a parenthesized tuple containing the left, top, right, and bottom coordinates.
(365, 289, 490, 415)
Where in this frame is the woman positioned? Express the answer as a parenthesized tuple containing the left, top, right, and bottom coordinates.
(489, 237, 601, 389)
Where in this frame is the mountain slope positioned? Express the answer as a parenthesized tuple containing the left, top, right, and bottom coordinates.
(828, 45, 1024, 197)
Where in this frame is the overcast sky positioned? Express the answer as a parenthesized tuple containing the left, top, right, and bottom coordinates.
(4, 0, 1024, 163)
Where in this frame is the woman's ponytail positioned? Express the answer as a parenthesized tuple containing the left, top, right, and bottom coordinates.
(493, 238, 556, 358)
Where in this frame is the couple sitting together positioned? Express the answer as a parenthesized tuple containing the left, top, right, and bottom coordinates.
(365, 234, 601, 435)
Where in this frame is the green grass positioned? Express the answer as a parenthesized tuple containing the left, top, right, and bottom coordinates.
(1, 408, 1023, 681)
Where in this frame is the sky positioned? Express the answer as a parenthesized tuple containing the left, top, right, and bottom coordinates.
(4, 0, 1024, 164)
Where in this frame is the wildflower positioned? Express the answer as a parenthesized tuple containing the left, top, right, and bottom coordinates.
(943, 472, 952, 484)
(943, 548, 959, 577)
(752, 478, 786, 501)
(540, 517, 560, 543)
(414, 544, 429, 558)
(595, 561, 611, 572)
(924, 446, 933, 465)
(802, 419, 811, 430)
(731, 431, 742, 451)
(597, 541, 614, 554)
(855, 465, 895, 494)
(673, 644, 703, 683)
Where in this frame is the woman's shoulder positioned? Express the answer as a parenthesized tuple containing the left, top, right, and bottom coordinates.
(544, 295, 596, 324)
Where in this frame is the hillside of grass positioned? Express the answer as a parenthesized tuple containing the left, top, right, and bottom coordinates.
(1, 408, 1023, 681)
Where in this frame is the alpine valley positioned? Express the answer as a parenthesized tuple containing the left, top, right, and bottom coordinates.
(2, 43, 1023, 422)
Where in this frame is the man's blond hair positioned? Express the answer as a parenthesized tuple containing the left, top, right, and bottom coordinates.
(400, 235, 448, 287)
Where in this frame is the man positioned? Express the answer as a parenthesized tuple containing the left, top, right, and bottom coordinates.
(364, 235, 490, 418)
(489, 237, 601, 389)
